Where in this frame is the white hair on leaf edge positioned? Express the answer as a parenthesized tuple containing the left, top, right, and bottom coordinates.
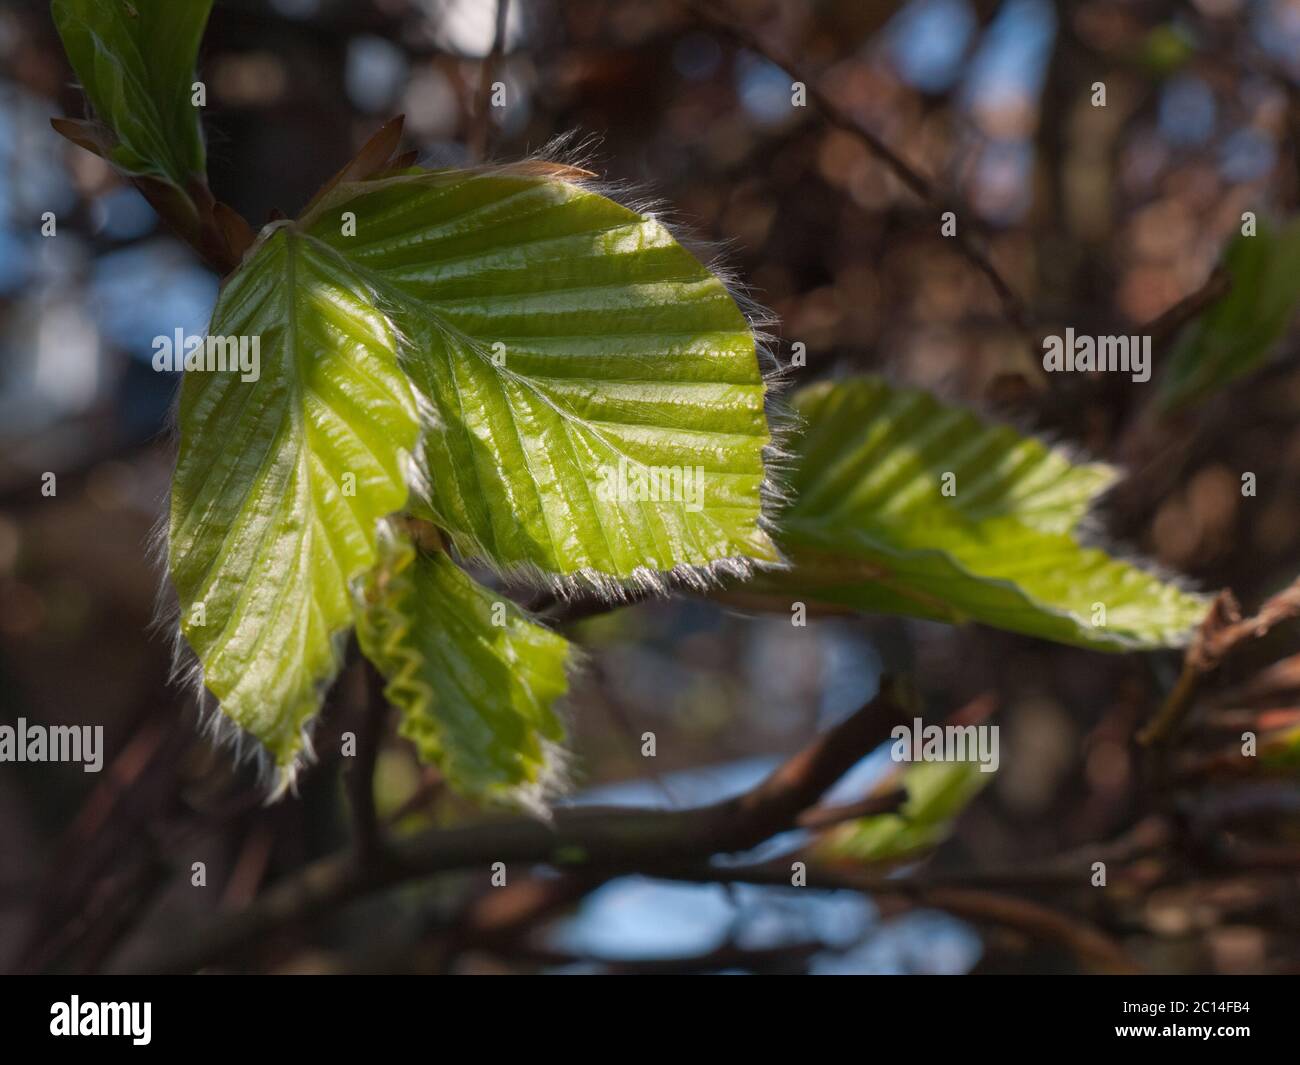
(151, 132, 792, 804)
(380, 136, 797, 601)
(149, 427, 368, 804)
(801, 362, 1209, 648)
(357, 517, 587, 816)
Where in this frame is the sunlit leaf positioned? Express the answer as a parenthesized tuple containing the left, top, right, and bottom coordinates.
(297, 166, 779, 589)
(168, 224, 420, 777)
(356, 522, 571, 801)
(51, 0, 211, 189)
(168, 159, 772, 787)
(820, 760, 992, 864)
(757, 377, 1209, 650)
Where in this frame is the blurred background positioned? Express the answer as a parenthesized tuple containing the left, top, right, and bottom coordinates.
(2, 0, 1300, 974)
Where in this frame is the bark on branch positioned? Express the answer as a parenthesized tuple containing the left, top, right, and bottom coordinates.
(123, 677, 915, 973)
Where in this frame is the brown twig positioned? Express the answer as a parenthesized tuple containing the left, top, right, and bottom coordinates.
(653, 856, 1141, 973)
(122, 678, 914, 973)
(384, 767, 445, 826)
(51, 119, 247, 276)
(469, 0, 511, 161)
(901, 886, 1142, 974)
(347, 660, 389, 863)
(446, 871, 610, 958)
(1139, 577, 1300, 746)
(1143, 265, 1232, 351)
(795, 787, 908, 830)
(682, 0, 1030, 334)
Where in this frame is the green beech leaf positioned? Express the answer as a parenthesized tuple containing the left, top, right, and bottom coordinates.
(819, 760, 991, 864)
(1159, 217, 1300, 412)
(168, 225, 420, 779)
(51, 0, 211, 189)
(757, 377, 1209, 650)
(356, 522, 571, 802)
(167, 160, 775, 791)
(297, 165, 779, 588)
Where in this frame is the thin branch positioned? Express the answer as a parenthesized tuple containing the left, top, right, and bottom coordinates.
(346, 660, 388, 863)
(900, 887, 1141, 974)
(1144, 264, 1232, 351)
(384, 768, 444, 826)
(657, 858, 1140, 973)
(123, 678, 914, 973)
(1139, 577, 1300, 746)
(51, 119, 247, 276)
(795, 787, 908, 830)
(447, 871, 609, 955)
(682, 0, 1030, 334)
(469, 0, 511, 161)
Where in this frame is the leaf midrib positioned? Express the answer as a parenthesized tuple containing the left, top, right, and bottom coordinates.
(296, 226, 768, 571)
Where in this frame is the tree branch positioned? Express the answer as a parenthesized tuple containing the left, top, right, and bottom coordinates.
(469, 0, 511, 161)
(1139, 576, 1300, 746)
(123, 678, 914, 973)
(346, 659, 388, 864)
(681, 0, 1030, 334)
(1144, 265, 1231, 350)
(656, 857, 1141, 974)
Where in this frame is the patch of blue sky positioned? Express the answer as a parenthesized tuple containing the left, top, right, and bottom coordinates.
(89, 241, 217, 360)
(885, 0, 978, 94)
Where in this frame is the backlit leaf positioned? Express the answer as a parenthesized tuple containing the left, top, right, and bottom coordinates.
(51, 0, 211, 189)
(297, 166, 779, 590)
(168, 159, 774, 789)
(820, 760, 992, 864)
(757, 377, 1208, 650)
(355, 522, 571, 802)
(168, 224, 420, 778)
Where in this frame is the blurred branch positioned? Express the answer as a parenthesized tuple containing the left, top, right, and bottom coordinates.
(902, 887, 1141, 974)
(795, 787, 908, 830)
(1140, 577, 1300, 746)
(123, 677, 914, 973)
(346, 659, 388, 864)
(15, 716, 181, 973)
(655, 857, 1141, 974)
(1144, 265, 1232, 351)
(681, 0, 1031, 334)
(384, 768, 445, 826)
(436, 870, 611, 967)
(51, 119, 247, 276)
(469, 0, 511, 161)
(682, 0, 930, 201)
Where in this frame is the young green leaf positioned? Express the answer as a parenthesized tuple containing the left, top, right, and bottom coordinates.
(1159, 217, 1300, 412)
(819, 760, 991, 864)
(757, 377, 1209, 650)
(167, 157, 777, 790)
(51, 0, 211, 189)
(355, 522, 571, 802)
(297, 166, 779, 589)
(168, 225, 420, 779)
